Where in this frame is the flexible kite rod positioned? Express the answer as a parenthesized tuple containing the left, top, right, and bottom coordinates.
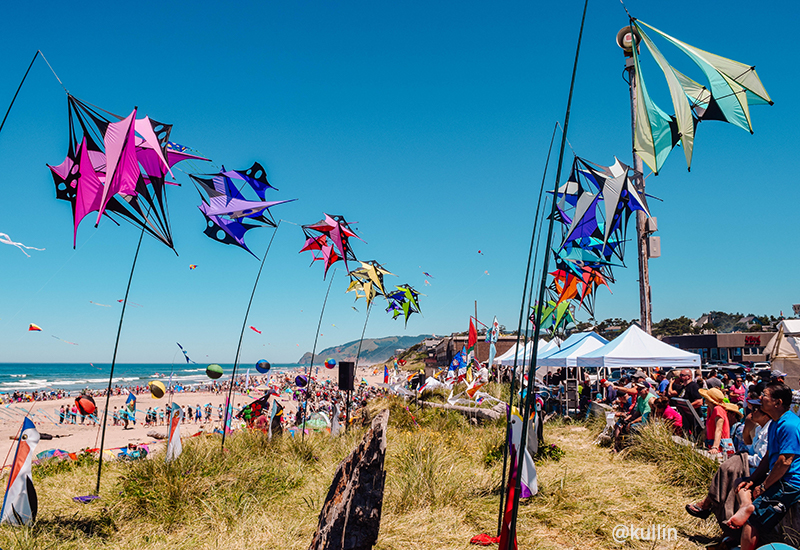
(95, 222, 147, 495)
(221, 221, 282, 450)
(496, 121, 558, 536)
(505, 0, 589, 546)
(346, 301, 373, 432)
(0, 51, 39, 138)
(301, 268, 337, 441)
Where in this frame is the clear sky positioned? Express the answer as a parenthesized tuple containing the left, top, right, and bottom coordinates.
(0, 0, 797, 364)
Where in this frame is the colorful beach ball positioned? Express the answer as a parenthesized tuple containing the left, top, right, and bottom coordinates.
(324, 358, 336, 369)
(75, 394, 96, 416)
(256, 359, 271, 374)
(149, 381, 166, 399)
(206, 364, 224, 380)
(295, 375, 308, 388)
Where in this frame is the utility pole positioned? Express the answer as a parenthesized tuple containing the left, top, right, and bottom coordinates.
(618, 26, 653, 334)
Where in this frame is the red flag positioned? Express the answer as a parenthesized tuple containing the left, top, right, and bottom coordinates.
(467, 318, 477, 354)
(499, 448, 519, 550)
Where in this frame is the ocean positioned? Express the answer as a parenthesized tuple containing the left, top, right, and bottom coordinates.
(0, 362, 304, 394)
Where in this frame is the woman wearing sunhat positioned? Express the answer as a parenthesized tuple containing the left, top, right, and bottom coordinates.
(700, 387, 742, 455)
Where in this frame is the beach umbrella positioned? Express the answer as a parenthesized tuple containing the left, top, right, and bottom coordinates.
(206, 364, 224, 380)
(324, 358, 336, 369)
(255, 359, 271, 374)
(148, 381, 166, 399)
(295, 375, 308, 388)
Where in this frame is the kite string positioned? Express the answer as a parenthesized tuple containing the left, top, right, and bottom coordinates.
(37, 51, 68, 94)
(0, 400, 41, 481)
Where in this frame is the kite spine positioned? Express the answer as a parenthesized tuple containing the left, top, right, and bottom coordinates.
(496, 121, 558, 536)
(222, 221, 282, 451)
(506, 0, 589, 546)
(96, 224, 146, 495)
(301, 268, 336, 441)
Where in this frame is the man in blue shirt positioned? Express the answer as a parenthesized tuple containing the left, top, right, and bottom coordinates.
(724, 382, 800, 550)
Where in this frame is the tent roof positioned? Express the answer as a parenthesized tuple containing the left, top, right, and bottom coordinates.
(538, 332, 609, 367)
(576, 324, 700, 368)
(498, 338, 560, 366)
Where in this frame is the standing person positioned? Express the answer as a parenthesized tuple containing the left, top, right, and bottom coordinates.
(187, 406, 193, 424)
(723, 382, 800, 550)
(707, 369, 723, 389)
(668, 369, 703, 410)
(59, 405, 65, 424)
(195, 404, 202, 424)
(729, 376, 746, 405)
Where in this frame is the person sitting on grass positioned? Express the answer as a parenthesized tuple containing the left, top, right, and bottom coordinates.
(685, 401, 771, 535)
(722, 382, 800, 550)
(613, 382, 655, 451)
(652, 396, 683, 435)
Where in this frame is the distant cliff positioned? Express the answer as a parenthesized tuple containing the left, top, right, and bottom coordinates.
(297, 335, 431, 366)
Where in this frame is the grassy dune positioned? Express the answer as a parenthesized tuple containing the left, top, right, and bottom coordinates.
(0, 392, 722, 549)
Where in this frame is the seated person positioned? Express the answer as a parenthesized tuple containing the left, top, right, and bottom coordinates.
(652, 396, 683, 435)
(700, 387, 741, 455)
(723, 382, 800, 550)
(685, 402, 771, 534)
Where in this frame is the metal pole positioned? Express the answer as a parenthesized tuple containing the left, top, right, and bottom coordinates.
(624, 29, 653, 334)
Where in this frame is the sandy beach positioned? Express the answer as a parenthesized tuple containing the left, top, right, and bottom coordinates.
(0, 364, 387, 465)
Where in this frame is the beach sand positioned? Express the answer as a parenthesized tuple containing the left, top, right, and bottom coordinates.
(0, 365, 387, 464)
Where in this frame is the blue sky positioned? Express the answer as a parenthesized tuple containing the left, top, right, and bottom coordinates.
(0, 0, 797, 364)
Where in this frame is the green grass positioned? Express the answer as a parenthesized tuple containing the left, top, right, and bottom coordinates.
(0, 399, 720, 549)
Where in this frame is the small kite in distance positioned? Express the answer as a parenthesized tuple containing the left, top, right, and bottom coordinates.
(117, 300, 143, 307)
(352, 306, 359, 312)
(189, 264, 197, 270)
(478, 250, 484, 255)
(0, 233, 44, 257)
(89, 301, 111, 307)
(177, 342, 196, 364)
(422, 271, 434, 278)
(28, 324, 42, 332)
(250, 326, 262, 334)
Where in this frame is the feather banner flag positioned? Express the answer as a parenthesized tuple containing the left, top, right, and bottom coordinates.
(1, 417, 40, 525)
(486, 316, 499, 367)
(125, 392, 136, 424)
(165, 403, 183, 463)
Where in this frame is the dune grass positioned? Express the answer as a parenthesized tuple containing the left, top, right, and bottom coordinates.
(0, 398, 720, 549)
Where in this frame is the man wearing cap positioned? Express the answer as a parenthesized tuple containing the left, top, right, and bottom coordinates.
(771, 371, 787, 384)
(669, 369, 703, 410)
(724, 382, 800, 550)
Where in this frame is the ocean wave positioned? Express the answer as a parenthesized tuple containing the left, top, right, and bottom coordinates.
(10, 374, 27, 378)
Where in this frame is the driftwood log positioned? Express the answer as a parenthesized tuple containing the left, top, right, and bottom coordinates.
(308, 408, 389, 550)
(417, 401, 505, 422)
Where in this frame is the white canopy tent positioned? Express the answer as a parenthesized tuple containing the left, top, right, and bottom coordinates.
(498, 338, 561, 366)
(576, 324, 701, 370)
(536, 332, 609, 377)
(765, 320, 800, 387)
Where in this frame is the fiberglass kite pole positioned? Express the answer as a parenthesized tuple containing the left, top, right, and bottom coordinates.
(346, 301, 372, 432)
(505, 0, 589, 547)
(95, 223, 147, 495)
(301, 268, 337, 441)
(221, 221, 282, 451)
(495, 121, 558, 536)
